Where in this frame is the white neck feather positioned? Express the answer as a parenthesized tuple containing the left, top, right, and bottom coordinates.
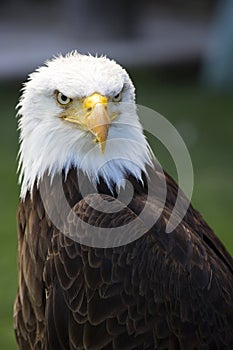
(18, 109, 152, 199)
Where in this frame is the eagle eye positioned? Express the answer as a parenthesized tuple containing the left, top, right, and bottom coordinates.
(112, 91, 122, 102)
(56, 91, 72, 106)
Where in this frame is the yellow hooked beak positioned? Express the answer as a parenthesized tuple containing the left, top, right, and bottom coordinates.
(84, 93, 110, 153)
(62, 93, 110, 153)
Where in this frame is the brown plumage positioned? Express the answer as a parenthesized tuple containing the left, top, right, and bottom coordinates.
(14, 165, 233, 350)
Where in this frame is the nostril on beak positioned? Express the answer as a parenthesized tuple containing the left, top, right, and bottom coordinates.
(87, 107, 92, 113)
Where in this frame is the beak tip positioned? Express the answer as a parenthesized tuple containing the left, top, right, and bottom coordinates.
(100, 141, 106, 154)
(94, 137, 106, 154)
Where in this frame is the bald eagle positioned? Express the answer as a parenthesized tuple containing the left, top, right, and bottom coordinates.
(14, 52, 233, 350)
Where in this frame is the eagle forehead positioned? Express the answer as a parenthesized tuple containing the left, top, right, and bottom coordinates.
(35, 54, 128, 99)
(47, 53, 125, 78)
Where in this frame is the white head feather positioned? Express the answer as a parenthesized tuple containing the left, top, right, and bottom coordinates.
(17, 51, 152, 199)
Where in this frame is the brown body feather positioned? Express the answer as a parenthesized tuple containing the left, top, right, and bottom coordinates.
(14, 165, 233, 349)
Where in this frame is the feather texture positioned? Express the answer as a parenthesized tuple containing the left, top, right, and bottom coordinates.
(14, 165, 233, 350)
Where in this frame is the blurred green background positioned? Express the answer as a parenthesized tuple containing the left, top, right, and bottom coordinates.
(0, 69, 232, 349)
(1, 0, 233, 349)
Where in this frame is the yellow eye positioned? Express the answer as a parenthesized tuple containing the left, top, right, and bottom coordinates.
(56, 91, 72, 106)
(112, 91, 122, 102)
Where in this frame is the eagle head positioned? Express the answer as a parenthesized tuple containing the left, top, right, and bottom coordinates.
(17, 51, 152, 198)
